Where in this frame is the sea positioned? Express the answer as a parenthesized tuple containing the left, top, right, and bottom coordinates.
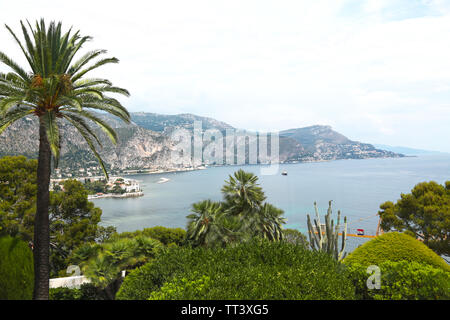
(92, 153, 450, 252)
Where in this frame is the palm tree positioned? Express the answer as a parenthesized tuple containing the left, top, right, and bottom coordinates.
(186, 200, 228, 247)
(256, 203, 286, 241)
(0, 19, 130, 299)
(221, 169, 266, 215)
(222, 170, 286, 241)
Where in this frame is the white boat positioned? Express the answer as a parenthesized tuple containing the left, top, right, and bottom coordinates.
(281, 171, 288, 176)
(157, 177, 170, 184)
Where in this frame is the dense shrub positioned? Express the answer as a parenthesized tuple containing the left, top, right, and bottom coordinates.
(343, 232, 450, 272)
(117, 226, 186, 246)
(69, 235, 163, 299)
(49, 283, 105, 300)
(117, 240, 356, 300)
(0, 235, 34, 300)
(148, 273, 211, 300)
(282, 229, 308, 248)
(347, 261, 450, 300)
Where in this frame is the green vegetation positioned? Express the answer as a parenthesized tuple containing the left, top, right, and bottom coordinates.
(0, 156, 37, 239)
(0, 19, 130, 299)
(343, 232, 450, 272)
(0, 156, 104, 276)
(282, 228, 308, 248)
(186, 170, 286, 247)
(378, 180, 450, 255)
(116, 240, 356, 300)
(306, 201, 347, 261)
(83, 179, 107, 194)
(1, 152, 448, 301)
(49, 283, 104, 300)
(116, 226, 187, 246)
(347, 261, 450, 300)
(69, 236, 163, 299)
(0, 235, 34, 300)
(49, 179, 102, 275)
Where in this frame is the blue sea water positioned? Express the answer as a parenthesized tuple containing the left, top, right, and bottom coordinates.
(93, 154, 450, 252)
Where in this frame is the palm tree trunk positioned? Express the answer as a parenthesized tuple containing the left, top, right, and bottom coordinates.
(33, 117, 51, 300)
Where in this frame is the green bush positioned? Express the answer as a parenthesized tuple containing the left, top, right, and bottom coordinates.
(49, 283, 105, 300)
(0, 235, 34, 300)
(117, 239, 356, 300)
(148, 273, 211, 300)
(346, 261, 450, 300)
(117, 226, 186, 246)
(343, 232, 450, 272)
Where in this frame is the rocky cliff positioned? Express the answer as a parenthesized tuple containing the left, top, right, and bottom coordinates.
(0, 112, 403, 177)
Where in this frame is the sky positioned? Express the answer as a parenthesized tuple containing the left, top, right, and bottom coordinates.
(1, 0, 450, 152)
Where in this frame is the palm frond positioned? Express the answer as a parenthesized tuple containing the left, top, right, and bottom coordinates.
(71, 57, 119, 82)
(0, 106, 33, 134)
(0, 51, 30, 81)
(63, 114, 109, 179)
(63, 109, 118, 144)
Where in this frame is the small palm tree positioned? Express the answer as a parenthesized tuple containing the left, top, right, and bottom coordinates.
(0, 19, 130, 299)
(186, 200, 226, 247)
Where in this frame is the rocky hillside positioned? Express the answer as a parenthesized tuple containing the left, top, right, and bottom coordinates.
(0, 112, 403, 177)
(280, 125, 401, 161)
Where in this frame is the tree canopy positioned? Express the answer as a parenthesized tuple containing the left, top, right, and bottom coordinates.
(378, 181, 450, 256)
(0, 156, 103, 275)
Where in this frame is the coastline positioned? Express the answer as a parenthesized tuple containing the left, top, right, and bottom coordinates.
(88, 191, 144, 200)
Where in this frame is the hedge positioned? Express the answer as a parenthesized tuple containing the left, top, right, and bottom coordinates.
(346, 260, 450, 300)
(0, 235, 34, 300)
(343, 232, 450, 272)
(117, 239, 356, 300)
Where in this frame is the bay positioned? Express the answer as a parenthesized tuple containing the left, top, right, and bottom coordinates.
(93, 154, 450, 251)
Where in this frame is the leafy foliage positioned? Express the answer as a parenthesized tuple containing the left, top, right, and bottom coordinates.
(343, 232, 450, 272)
(69, 236, 163, 299)
(49, 283, 105, 300)
(0, 156, 37, 239)
(378, 181, 450, 255)
(0, 19, 131, 177)
(148, 273, 211, 300)
(49, 179, 102, 275)
(346, 261, 450, 300)
(116, 226, 186, 246)
(0, 156, 104, 276)
(282, 228, 308, 248)
(117, 239, 356, 300)
(186, 170, 286, 247)
(0, 235, 34, 300)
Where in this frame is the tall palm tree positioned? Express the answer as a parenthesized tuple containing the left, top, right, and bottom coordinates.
(0, 19, 130, 299)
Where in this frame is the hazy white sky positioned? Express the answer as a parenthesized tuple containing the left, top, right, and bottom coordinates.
(1, 0, 450, 151)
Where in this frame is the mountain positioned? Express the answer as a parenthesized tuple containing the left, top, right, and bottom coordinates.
(130, 112, 233, 133)
(0, 113, 403, 177)
(280, 125, 402, 161)
(373, 144, 443, 155)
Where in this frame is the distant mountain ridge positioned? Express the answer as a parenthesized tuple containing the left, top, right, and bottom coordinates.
(0, 112, 403, 176)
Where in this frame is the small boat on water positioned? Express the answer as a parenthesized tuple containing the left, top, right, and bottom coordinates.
(281, 171, 288, 176)
(157, 177, 170, 184)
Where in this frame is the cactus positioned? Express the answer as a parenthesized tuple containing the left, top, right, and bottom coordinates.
(306, 201, 347, 261)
